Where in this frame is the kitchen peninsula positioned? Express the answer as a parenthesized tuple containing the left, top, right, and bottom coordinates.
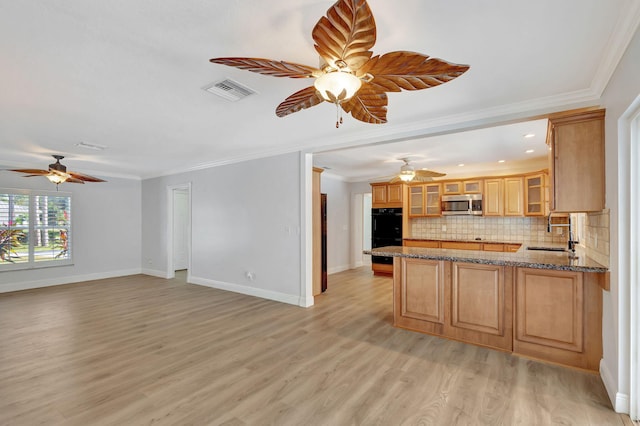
(365, 245, 608, 371)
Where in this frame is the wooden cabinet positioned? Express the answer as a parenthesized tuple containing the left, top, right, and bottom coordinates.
(442, 180, 481, 195)
(513, 268, 603, 371)
(394, 260, 604, 371)
(546, 108, 605, 212)
(483, 243, 505, 252)
(394, 259, 512, 351)
(408, 184, 441, 217)
(463, 180, 482, 194)
(371, 183, 404, 208)
(441, 241, 482, 251)
(312, 167, 324, 296)
(394, 258, 446, 335)
(404, 239, 440, 248)
(483, 178, 504, 216)
(505, 244, 522, 253)
(446, 263, 512, 351)
(524, 173, 547, 216)
(504, 177, 524, 216)
(442, 181, 462, 195)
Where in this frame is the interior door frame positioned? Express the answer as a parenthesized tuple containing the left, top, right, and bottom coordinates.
(166, 183, 192, 280)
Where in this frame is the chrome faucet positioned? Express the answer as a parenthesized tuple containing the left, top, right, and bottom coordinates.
(547, 213, 579, 252)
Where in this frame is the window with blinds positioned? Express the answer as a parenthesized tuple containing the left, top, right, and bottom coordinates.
(0, 189, 72, 270)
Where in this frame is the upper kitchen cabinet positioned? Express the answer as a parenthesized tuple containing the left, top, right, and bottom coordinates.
(484, 178, 504, 216)
(546, 108, 605, 212)
(409, 183, 441, 217)
(524, 172, 548, 216)
(504, 176, 525, 216)
(371, 182, 404, 208)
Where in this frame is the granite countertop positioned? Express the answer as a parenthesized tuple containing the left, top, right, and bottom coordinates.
(365, 246, 608, 273)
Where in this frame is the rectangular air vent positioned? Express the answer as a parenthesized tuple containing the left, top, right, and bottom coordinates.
(203, 78, 256, 101)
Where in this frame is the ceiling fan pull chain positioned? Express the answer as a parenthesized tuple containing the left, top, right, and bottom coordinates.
(336, 102, 340, 128)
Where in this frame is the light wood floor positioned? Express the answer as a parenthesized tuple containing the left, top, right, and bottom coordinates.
(0, 268, 629, 425)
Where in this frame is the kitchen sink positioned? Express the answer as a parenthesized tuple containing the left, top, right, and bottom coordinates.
(526, 246, 567, 252)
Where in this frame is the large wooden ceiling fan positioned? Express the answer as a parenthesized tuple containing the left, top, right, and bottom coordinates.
(210, 0, 469, 127)
(8, 155, 106, 188)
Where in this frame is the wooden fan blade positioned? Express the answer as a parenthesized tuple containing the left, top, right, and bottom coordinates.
(341, 84, 387, 124)
(8, 168, 50, 175)
(415, 169, 446, 178)
(65, 177, 85, 184)
(209, 57, 319, 78)
(312, 0, 376, 72)
(361, 51, 470, 92)
(67, 171, 106, 182)
(276, 86, 325, 118)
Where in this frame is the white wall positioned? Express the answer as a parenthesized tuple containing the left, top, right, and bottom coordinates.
(141, 152, 307, 306)
(0, 173, 142, 292)
(319, 174, 351, 274)
(599, 24, 640, 412)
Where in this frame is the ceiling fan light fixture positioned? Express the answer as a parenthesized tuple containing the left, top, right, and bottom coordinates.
(399, 161, 416, 182)
(313, 71, 362, 103)
(46, 173, 70, 184)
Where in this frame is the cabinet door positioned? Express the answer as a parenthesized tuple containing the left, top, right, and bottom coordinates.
(463, 180, 482, 194)
(515, 268, 583, 352)
(442, 181, 462, 195)
(504, 177, 524, 216)
(525, 174, 545, 216)
(548, 109, 605, 212)
(404, 239, 440, 248)
(483, 243, 504, 252)
(425, 184, 441, 216)
(441, 241, 482, 250)
(387, 184, 403, 205)
(484, 179, 504, 216)
(446, 262, 511, 351)
(409, 185, 424, 216)
(371, 184, 387, 206)
(394, 258, 446, 335)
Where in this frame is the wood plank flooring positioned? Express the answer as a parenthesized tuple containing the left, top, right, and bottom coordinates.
(0, 268, 628, 425)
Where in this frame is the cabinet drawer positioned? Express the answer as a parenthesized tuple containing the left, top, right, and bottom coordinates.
(404, 240, 440, 248)
(483, 243, 504, 252)
(441, 241, 482, 251)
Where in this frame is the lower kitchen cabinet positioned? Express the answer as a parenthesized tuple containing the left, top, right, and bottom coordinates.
(394, 259, 512, 351)
(393, 259, 604, 370)
(394, 258, 446, 335)
(514, 267, 602, 371)
(446, 262, 512, 351)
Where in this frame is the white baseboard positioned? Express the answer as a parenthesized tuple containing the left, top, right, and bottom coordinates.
(141, 268, 172, 279)
(189, 275, 303, 307)
(328, 264, 350, 275)
(0, 268, 142, 293)
(601, 358, 630, 413)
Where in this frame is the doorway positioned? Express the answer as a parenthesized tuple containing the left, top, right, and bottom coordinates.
(351, 192, 372, 268)
(167, 183, 192, 280)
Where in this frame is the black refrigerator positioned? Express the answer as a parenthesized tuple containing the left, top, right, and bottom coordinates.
(371, 207, 402, 266)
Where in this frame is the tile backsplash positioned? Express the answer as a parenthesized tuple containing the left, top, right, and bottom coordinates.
(410, 216, 569, 245)
(574, 210, 610, 267)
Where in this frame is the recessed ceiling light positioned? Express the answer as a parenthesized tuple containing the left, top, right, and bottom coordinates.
(524, 133, 535, 138)
(525, 149, 535, 154)
(458, 163, 465, 167)
(498, 160, 505, 163)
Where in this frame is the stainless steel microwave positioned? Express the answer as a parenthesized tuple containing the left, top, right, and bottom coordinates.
(441, 194, 483, 215)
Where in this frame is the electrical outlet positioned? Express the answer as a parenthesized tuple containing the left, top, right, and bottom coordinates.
(245, 271, 256, 281)
(442, 225, 447, 232)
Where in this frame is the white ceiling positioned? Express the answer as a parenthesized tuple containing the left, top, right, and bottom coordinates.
(0, 1, 638, 180)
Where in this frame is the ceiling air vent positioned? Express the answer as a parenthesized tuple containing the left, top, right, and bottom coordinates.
(203, 78, 256, 101)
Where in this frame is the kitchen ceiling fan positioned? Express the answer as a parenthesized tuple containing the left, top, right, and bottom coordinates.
(210, 0, 469, 127)
(8, 155, 106, 188)
(389, 158, 445, 183)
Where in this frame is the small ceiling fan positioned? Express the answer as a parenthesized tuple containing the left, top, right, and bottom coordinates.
(389, 158, 446, 183)
(210, 0, 469, 127)
(8, 155, 106, 188)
